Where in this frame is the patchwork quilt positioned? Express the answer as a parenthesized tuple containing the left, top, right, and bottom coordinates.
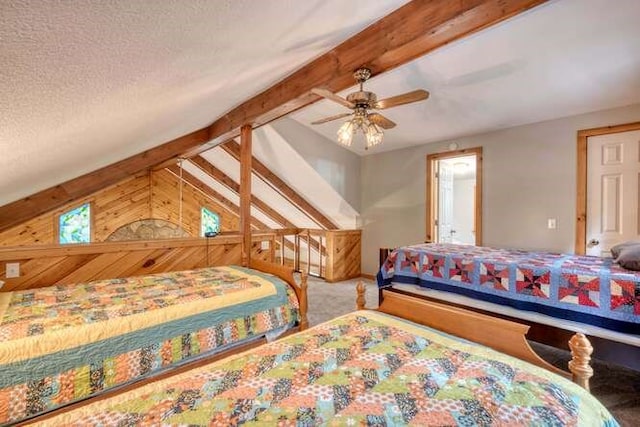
(377, 243, 640, 334)
(0, 266, 299, 424)
(36, 311, 617, 426)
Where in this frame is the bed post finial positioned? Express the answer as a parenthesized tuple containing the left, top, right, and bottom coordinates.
(356, 281, 366, 310)
(298, 271, 309, 330)
(568, 333, 593, 391)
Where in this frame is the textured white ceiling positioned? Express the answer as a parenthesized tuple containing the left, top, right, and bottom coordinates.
(291, 0, 640, 155)
(0, 0, 407, 205)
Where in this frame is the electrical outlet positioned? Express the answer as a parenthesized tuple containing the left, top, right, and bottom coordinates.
(547, 218, 557, 229)
(6, 262, 20, 278)
(260, 241, 270, 250)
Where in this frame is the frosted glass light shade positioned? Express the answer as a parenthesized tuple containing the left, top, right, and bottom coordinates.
(337, 121, 355, 146)
(364, 122, 383, 148)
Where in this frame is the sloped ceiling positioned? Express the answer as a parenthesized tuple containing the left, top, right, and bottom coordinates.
(4, 0, 640, 210)
(291, 0, 640, 155)
(0, 0, 407, 206)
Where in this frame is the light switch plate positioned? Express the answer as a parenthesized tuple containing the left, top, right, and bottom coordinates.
(6, 262, 20, 278)
(547, 218, 557, 229)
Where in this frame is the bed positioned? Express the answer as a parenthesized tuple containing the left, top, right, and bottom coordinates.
(377, 243, 640, 369)
(28, 287, 617, 426)
(0, 259, 307, 425)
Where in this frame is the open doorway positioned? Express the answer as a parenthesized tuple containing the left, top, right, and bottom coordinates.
(426, 147, 482, 245)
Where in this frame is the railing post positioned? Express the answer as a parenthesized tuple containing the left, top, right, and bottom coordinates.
(280, 235, 285, 266)
(269, 236, 275, 263)
(319, 235, 324, 278)
(306, 230, 311, 276)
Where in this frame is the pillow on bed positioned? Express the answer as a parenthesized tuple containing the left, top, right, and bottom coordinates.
(611, 241, 640, 259)
(615, 244, 640, 271)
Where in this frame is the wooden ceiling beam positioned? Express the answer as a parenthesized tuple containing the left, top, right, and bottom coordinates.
(189, 156, 297, 229)
(0, 0, 546, 232)
(220, 141, 338, 229)
(200, 0, 548, 147)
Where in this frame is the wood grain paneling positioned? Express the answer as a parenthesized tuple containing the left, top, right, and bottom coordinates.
(324, 230, 361, 282)
(0, 170, 240, 247)
(0, 233, 287, 291)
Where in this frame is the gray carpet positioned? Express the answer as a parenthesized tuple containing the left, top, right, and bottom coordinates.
(305, 277, 639, 427)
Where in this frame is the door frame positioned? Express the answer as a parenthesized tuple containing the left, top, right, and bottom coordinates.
(426, 147, 483, 245)
(575, 121, 640, 254)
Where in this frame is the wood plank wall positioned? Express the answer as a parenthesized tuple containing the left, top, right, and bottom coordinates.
(0, 235, 274, 292)
(324, 230, 362, 282)
(0, 170, 239, 247)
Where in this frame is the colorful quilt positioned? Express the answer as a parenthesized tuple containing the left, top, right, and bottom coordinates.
(36, 311, 617, 426)
(377, 243, 640, 334)
(0, 266, 300, 424)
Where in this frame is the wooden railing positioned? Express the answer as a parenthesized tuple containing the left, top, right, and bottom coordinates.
(0, 229, 361, 291)
(262, 229, 361, 282)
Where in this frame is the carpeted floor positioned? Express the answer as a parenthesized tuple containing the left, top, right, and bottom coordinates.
(305, 276, 640, 426)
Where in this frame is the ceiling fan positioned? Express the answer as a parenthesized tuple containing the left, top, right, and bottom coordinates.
(311, 68, 429, 149)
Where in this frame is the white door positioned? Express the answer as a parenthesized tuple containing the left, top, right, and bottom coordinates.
(586, 130, 640, 256)
(437, 161, 454, 243)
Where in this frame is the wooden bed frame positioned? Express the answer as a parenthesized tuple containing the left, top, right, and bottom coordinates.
(15, 260, 308, 426)
(249, 258, 308, 330)
(378, 248, 640, 371)
(357, 282, 595, 391)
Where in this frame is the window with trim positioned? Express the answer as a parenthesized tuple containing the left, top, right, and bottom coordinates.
(59, 203, 91, 244)
(201, 207, 220, 236)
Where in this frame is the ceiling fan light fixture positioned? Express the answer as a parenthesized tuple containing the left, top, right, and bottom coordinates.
(364, 121, 383, 148)
(312, 67, 429, 150)
(337, 120, 355, 146)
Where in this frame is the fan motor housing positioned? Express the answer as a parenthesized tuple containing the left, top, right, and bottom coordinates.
(346, 91, 377, 108)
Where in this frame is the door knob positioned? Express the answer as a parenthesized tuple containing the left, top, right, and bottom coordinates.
(588, 239, 600, 247)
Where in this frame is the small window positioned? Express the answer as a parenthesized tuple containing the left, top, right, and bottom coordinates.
(201, 207, 220, 237)
(59, 203, 91, 244)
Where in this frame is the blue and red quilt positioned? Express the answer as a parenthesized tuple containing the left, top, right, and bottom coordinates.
(377, 243, 640, 334)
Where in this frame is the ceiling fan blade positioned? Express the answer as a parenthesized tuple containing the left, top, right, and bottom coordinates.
(369, 113, 396, 129)
(311, 88, 355, 109)
(374, 89, 429, 110)
(311, 112, 353, 125)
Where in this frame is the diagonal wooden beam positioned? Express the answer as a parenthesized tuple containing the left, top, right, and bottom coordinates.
(189, 156, 296, 229)
(0, 0, 546, 232)
(221, 141, 338, 229)
(165, 165, 268, 230)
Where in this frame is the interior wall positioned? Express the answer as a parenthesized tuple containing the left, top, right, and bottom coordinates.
(270, 117, 362, 211)
(0, 169, 239, 246)
(361, 102, 640, 275)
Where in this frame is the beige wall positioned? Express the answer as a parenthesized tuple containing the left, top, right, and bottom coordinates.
(271, 117, 362, 211)
(360, 103, 640, 275)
